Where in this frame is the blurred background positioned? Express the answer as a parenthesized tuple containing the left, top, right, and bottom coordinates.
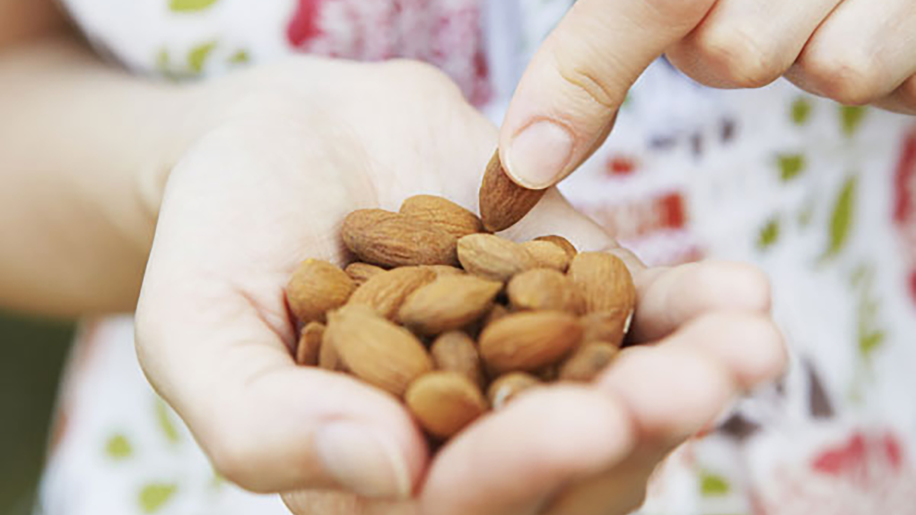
(0, 312, 73, 515)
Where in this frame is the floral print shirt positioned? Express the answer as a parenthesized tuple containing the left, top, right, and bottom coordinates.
(40, 1, 916, 514)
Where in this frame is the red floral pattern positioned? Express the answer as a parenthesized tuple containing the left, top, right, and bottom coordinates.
(285, 0, 491, 105)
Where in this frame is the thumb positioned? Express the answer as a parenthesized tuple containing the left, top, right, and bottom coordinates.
(500, 0, 715, 189)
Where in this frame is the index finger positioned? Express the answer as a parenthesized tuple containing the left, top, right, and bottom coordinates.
(499, 0, 716, 189)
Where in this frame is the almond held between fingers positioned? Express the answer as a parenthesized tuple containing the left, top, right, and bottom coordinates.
(567, 252, 637, 315)
(287, 259, 356, 324)
(521, 240, 571, 272)
(398, 275, 502, 335)
(430, 331, 484, 387)
(344, 262, 385, 286)
(558, 342, 619, 382)
(579, 309, 632, 347)
(325, 305, 433, 396)
(507, 268, 583, 314)
(400, 195, 484, 239)
(478, 311, 583, 373)
(347, 266, 436, 319)
(457, 233, 538, 282)
(405, 371, 488, 439)
(487, 372, 541, 409)
(534, 235, 577, 260)
(342, 209, 458, 267)
(296, 322, 325, 366)
(479, 149, 547, 232)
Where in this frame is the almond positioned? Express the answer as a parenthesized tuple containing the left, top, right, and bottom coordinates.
(398, 275, 502, 335)
(558, 342, 618, 382)
(567, 252, 636, 315)
(405, 371, 487, 439)
(287, 259, 356, 324)
(296, 321, 324, 366)
(400, 195, 483, 239)
(348, 266, 436, 319)
(421, 264, 466, 278)
(487, 372, 541, 409)
(457, 233, 538, 282)
(507, 268, 583, 314)
(344, 262, 385, 286)
(483, 303, 509, 327)
(431, 331, 484, 387)
(479, 311, 582, 373)
(478, 149, 546, 232)
(534, 235, 577, 260)
(319, 329, 346, 372)
(342, 209, 457, 267)
(521, 241, 570, 271)
(325, 305, 433, 396)
(580, 309, 632, 347)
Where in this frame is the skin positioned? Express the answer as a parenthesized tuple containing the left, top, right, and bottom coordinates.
(499, 0, 916, 190)
(2, 1, 787, 513)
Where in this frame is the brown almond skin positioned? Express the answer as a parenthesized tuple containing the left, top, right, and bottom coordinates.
(342, 209, 458, 267)
(507, 268, 583, 313)
(326, 305, 433, 396)
(344, 262, 385, 286)
(567, 252, 637, 315)
(580, 309, 632, 347)
(431, 331, 484, 387)
(487, 372, 541, 409)
(484, 303, 509, 327)
(348, 266, 436, 319)
(318, 329, 346, 372)
(400, 195, 484, 239)
(421, 264, 466, 278)
(405, 371, 487, 439)
(296, 322, 324, 366)
(521, 241, 571, 272)
(479, 149, 546, 232)
(457, 233, 538, 282)
(534, 235, 578, 259)
(287, 259, 356, 324)
(398, 275, 502, 335)
(559, 342, 618, 382)
(479, 311, 583, 373)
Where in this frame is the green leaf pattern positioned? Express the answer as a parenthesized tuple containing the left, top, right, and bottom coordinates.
(155, 397, 182, 445)
(169, 0, 220, 12)
(823, 176, 857, 259)
(138, 483, 177, 513)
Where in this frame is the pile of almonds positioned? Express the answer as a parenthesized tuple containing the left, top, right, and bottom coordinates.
(286, 153, 636, 441)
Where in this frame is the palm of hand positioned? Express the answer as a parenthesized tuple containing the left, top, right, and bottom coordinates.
(136, 60, 785, 515)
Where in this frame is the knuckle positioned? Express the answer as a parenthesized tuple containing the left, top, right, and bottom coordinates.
(695, 25, 786, 88)
(551, 36, 622, 110)
(802, 49, 886, 105)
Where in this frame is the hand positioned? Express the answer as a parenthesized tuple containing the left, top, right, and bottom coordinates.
(498, 0, 916, 190)
(134, 58, 787, 514)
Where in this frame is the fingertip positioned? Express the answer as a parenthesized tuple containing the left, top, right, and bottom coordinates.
(597, 346, 736, 441)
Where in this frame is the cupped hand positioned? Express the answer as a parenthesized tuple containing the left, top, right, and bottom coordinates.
(135, 58, 787, 515)
(499, 0, 916, 190)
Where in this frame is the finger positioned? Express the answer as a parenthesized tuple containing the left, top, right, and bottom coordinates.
(499, 0, 715, 189)
(543, 446, 666, 515)
(650, 312, 787, 391)
(420, 386, 636, 515)
(875, 74, 916, 115)
(629, 261, 772, 343)
(282, 490, 418, 515)
(667, 0, 842, 88)
(548, 316, 783, 515)
(788, 0, 916, 105)
(596, 345, 736, 442)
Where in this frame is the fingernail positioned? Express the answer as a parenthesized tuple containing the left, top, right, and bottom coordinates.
(506, 120, 574, 189)
(314, 422, 411, 499)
